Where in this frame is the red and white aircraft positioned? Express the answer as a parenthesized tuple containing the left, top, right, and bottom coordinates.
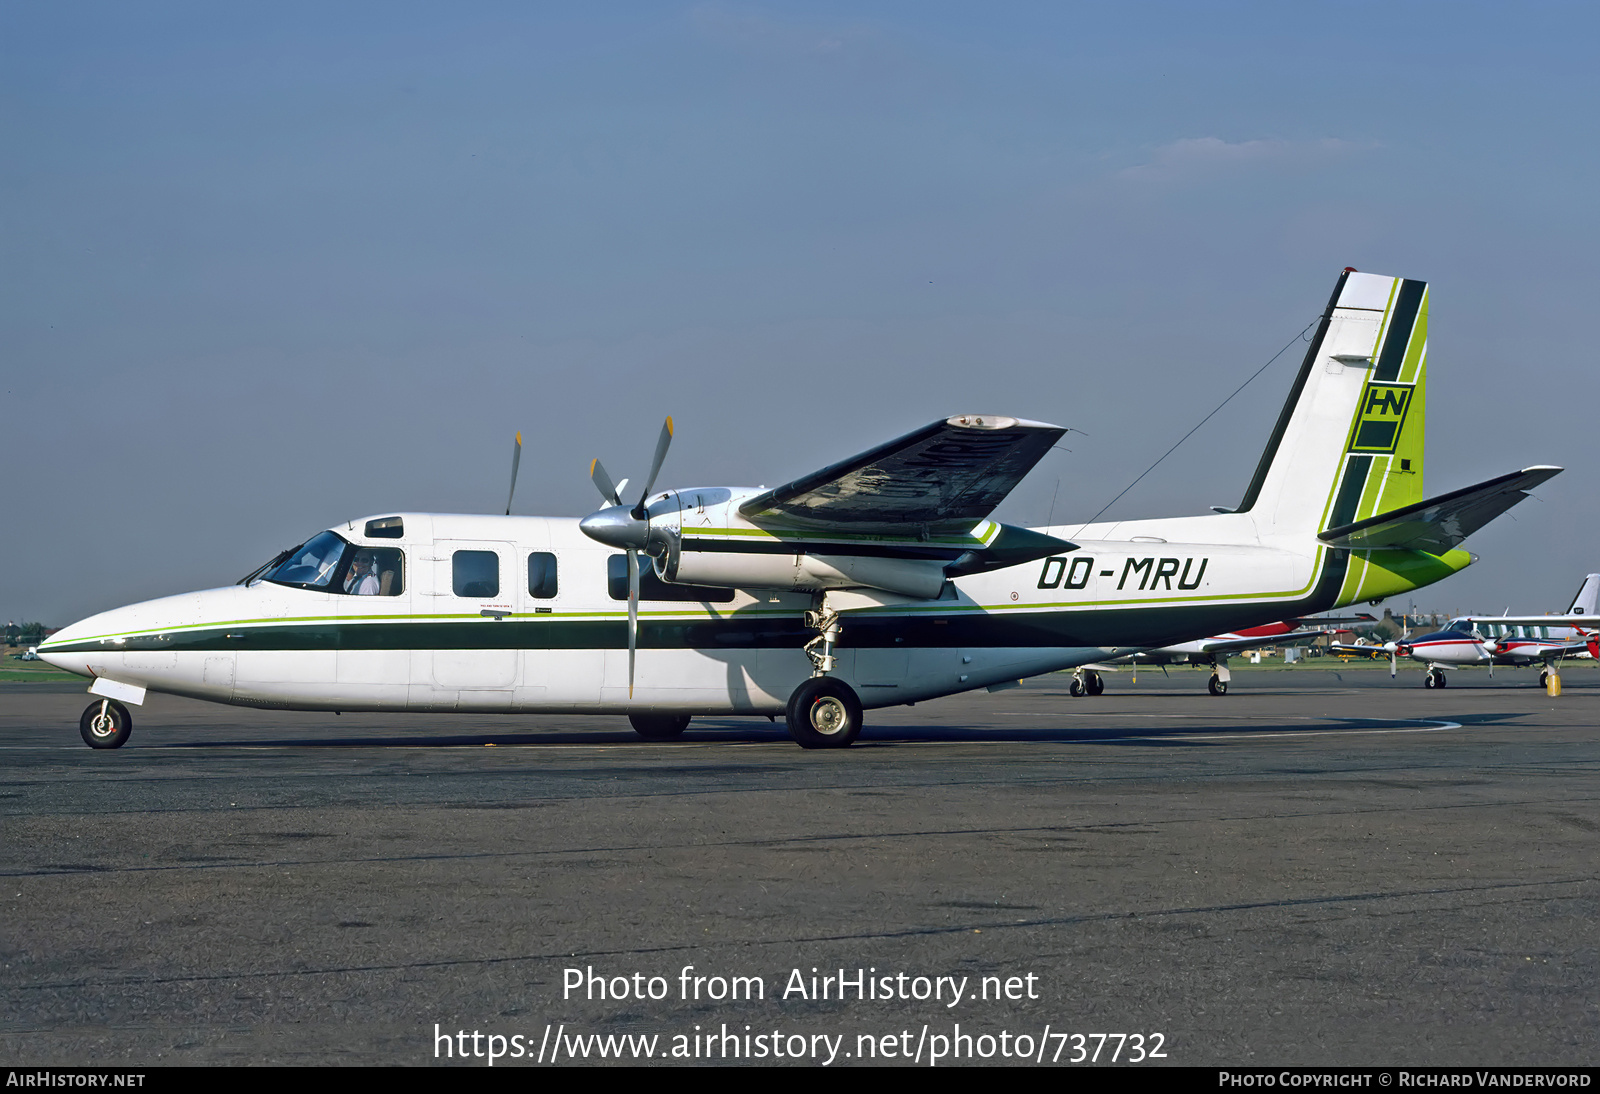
(1068, 617, 1363, 696)
(1333, 575, 1599, 688)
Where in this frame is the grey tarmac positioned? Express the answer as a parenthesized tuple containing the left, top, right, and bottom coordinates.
(1, 668, 1596, 1066)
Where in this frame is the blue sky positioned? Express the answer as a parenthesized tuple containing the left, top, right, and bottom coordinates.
(5, 2, 1597, 624)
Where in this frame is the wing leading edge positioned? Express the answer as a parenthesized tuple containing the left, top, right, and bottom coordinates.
(738, 415, 1066, 536)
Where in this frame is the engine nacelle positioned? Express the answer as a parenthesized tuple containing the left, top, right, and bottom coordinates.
(656, 545, 947, 599)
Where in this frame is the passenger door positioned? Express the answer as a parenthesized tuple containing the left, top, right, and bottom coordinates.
(432, 540, 518, 689)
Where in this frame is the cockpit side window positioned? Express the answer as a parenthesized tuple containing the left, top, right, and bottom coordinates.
(342, 547, 405, 596)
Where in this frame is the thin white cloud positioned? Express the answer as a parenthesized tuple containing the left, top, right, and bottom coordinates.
(1119, 137, 1366, 182)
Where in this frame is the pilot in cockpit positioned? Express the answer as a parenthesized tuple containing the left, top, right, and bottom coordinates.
(345, 553, 381, 596)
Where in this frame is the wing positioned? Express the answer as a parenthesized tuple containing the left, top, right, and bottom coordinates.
(1464, 616, 1599, 630)
(1196, 629, 1335, 655)
(1319, 466, 1561, 553)
(738, 415, 1066, 535)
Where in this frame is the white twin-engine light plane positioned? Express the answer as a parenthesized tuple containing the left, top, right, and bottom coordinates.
(1332, 574, 1600, 688)
(42, 270, 1560, 749)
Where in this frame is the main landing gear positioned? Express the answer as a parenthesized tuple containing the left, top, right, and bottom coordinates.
(629, 713, 690, 740)
(1424, 668, 1448, 689)
(79, 699, 132, 749)
(1068, 670, 1105, 697)
(786, 676, 863, 749)
(785, 596, 864, 748)
(1207, 659, 1231, 696)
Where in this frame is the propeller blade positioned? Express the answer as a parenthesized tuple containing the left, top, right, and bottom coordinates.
(627, 548, 640, 699)
(590, 458, 621, 507)
(633, 416, 674, 518)
(505, 431, 522, 515)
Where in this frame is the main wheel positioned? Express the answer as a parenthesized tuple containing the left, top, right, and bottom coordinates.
(1437, 671, 1447, 688)
(785, 677, 863, 749)
(79, 700, 132, 749)
(1208, 675, 1228, 696)
(1087, 671, 1105, 696)
(1069, 677, 1085, 697)
(629, 713, 690, 740)
(1539, 670, 1549, 688)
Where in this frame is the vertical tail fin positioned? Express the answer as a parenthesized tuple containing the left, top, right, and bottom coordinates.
(1566, 574, 1600, 616)
(1236, 270, 1429, 537)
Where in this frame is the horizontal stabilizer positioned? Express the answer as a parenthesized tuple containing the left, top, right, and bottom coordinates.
(1318, 466, 1561, 553)
(739, 415, 1065, 535)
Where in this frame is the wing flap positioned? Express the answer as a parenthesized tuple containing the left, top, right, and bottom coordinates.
(1318, 466, 1561, 553)
(738, 415, 1065, 535)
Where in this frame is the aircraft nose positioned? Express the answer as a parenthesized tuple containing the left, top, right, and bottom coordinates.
(36, 610, 120, 678)
(579, 505, 649, 550)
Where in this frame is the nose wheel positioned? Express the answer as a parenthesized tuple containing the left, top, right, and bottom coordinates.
(629, 713, 691, 740)
(79, 699, 132, 749)
(1424, 668, 1447, 689)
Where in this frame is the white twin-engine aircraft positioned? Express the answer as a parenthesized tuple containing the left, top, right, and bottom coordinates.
(42, 270, 1559, 750)
(1333, 574, 1600, 688)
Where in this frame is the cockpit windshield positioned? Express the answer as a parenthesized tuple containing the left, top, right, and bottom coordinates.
(266, 532, 351, 589)
(257, 532, 406, 595)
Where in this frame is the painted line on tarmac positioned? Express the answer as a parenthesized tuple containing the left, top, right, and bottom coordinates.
(998, 712, 1460, 739)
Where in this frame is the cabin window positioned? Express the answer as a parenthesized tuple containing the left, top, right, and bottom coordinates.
(607, 554, 734, 603)
(528, 553, 558, 599)
(342, 548, 404, 596)
(453, 551, 500, 598)
(365, 517, 404, 539)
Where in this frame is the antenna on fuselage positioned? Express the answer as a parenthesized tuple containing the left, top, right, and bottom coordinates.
(505, 431, 522, 516)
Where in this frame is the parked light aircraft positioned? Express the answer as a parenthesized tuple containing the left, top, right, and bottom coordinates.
(1332, 574, 1600, 687)
(40, 270, 1561, 749)
(1067, 616, 1365, 696)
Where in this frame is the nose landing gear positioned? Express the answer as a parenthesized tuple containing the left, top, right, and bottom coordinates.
(79, 699, 132, 749)
(629, 713, 691, 740)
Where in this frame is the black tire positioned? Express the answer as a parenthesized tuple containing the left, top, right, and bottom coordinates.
(785, 677, 863, 749)
(79, 700, 132, 749)
(1068, 677, 1085, 697)
(1539, 671, 1549, 688)
(1087, 671, 1104, 696)
(1208, 675, 1227, 696)
(1424, 671, 1437, 689)
(1437, 672, 1447, 688)
(629, 713, 690, 740)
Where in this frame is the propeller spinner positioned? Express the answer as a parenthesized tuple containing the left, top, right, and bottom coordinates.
(578, 417, 675, 698)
